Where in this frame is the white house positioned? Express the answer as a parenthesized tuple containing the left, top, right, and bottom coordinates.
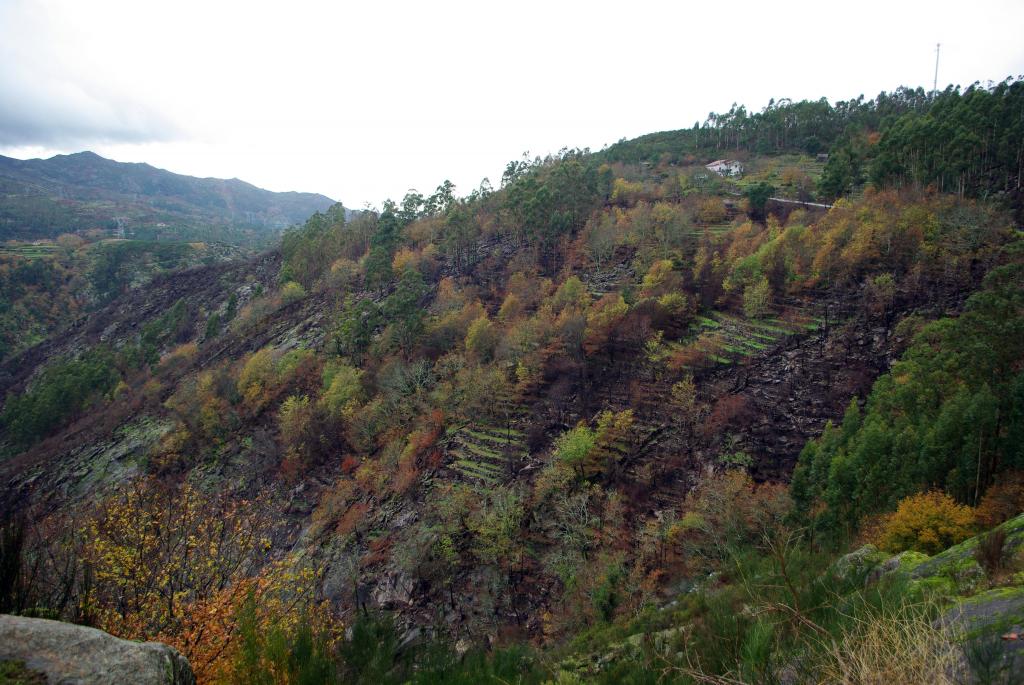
(705, 159, 744, 177)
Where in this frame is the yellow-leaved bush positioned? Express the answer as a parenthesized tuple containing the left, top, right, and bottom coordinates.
(80, 479, 331, 682)
(874, 491, 975, 555)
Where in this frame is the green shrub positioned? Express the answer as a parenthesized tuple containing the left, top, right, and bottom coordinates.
(1, 347, 119, 447)
(280, 281, 307, 303)
(231, 597, 336, 685)
(742, 276, 772, 319)
(230, 608, 543, 685)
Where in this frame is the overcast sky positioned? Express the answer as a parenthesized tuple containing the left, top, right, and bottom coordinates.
(1, 0, 1022, 208)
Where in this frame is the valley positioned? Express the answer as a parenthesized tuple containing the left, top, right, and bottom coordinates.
(1, 79, 1023, 684)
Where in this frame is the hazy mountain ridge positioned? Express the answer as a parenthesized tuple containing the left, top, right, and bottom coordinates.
(0, 151, 336, 244)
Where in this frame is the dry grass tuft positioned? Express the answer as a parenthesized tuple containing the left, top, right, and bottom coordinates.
(812, 601, 965, 685)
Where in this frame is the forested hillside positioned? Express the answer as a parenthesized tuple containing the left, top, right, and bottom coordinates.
(602, 78, 1024, 218)
(1, 78, 1023, 683)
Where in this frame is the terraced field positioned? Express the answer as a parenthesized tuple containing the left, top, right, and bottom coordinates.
(664, 308, 823, 370)
(444, 396, 531, 485)
(686, 221, 737, 238)
(0, 243, 61, 259)
(442, 304, 823, 489)
(733, 154, 826, 188)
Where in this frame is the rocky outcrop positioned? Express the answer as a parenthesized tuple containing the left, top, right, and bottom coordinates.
(0, 615, 195, 685)
(832, 543, 889, 584)
(941, 586, 1024, 682)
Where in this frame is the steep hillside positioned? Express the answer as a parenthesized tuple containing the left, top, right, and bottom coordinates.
(1, 80, 1023, 683)
(0, 151, 336, 245)
(0, 237, 250, 361)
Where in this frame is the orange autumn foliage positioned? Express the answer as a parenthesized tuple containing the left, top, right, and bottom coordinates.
(873, 491, 976, 555)
(391, 410, 445, 494)
(78, 479, 326, 683)
(336, 502, 370, 536)
(340, 454, 361, 474)
(975, 472, 1024, 528)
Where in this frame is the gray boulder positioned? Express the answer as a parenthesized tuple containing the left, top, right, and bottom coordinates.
(832, 544, 887, 584)
(0, 614, 195, 685)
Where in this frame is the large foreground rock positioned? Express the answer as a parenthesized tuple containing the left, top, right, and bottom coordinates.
(0, 615, 194, 685)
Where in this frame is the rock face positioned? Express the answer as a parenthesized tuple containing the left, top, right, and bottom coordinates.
(0, 615, 195, 685)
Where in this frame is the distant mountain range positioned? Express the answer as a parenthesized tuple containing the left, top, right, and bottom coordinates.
(0, 151, 336, 246)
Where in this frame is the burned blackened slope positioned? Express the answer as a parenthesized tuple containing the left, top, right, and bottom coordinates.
(424, 222, 989, 509)
(571, 284, 973, 517)
(0, 251, 292, 518)
(0, 252, 283, 400)
(312, 289, 965, 641)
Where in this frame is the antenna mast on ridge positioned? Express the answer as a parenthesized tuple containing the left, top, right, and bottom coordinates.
(933, 43, 941, 94)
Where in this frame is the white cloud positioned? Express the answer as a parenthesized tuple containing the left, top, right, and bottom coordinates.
(1, 0, 1022, 207)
